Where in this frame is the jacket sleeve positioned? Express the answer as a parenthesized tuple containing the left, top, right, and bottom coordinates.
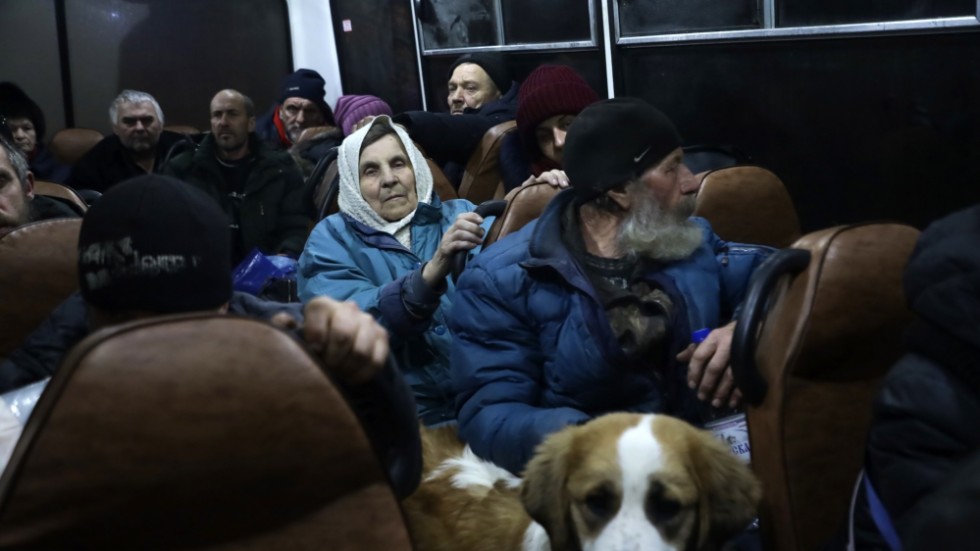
(393, 111, 496, 167)
(698, 220, 774, 321)
(273, 158, 313, 257)
(450, 264, 591, 475)
(297, 222, 435, 346)
(0, 293, 90, 394)
(864, 358, 980, 534)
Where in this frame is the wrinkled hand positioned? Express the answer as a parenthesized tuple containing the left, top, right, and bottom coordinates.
(676, 321, 742, 409)
(301, 296, 389, 385)
(422, 211, 485, 286)
(521, 169, 569, 189)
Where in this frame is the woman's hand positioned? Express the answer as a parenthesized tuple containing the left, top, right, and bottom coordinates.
(422, 211, 485, 287)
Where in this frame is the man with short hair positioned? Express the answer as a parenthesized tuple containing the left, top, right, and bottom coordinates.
(165, 89, 310, 265)
(450, 98, 773, 474)
(393, 52, 518, 188)
(255, 68, 337, 149)
(67, 90, 186, 193)
(0, 136, 79, 236)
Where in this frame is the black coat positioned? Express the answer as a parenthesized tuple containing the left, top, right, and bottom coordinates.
(66, 131, 187, 193)
(393, 81, 519, 186)
(850, 204, 980, 548)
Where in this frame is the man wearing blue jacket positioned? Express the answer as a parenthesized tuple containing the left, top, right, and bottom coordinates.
(450, 98, 772, 474)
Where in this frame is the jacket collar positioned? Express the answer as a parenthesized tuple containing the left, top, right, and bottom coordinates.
(341, 197, 444, 252)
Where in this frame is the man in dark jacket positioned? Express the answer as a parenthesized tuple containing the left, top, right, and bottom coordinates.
(255, 68, 337, 150)
(847, 203, 980, 549)
(165, 89, 311, 265)
(393, 52, 518, 188)
(67, 89, 186, 193)
(0, 135, 79, 237)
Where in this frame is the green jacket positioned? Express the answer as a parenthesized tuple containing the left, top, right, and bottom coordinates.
(164, 133, 310, 260)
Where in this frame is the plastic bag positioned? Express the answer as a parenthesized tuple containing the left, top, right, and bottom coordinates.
(232, 248, 299, 302)
(0, 378, 49, 473)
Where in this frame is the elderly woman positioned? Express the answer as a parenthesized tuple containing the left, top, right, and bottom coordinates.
(298, 115, 492, 426)
(0, 82, 70, 183)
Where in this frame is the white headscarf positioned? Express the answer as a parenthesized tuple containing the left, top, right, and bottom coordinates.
(337, 115, 434, 249)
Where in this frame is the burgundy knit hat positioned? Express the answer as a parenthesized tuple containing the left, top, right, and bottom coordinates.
(517, 65, 600, 158)
(334, 94, 393, 136)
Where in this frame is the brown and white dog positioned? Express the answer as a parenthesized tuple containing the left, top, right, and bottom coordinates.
(403, 413, 760, 551)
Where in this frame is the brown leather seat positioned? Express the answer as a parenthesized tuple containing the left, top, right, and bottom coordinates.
(0, 218, 81, 363)
(484, 181, 561, 247)
(0, 314, 414, 550)
(732, 222, 920, 551)
(163, 124, 200, 136)
(32, 180, 88, 213)
(48, 128, 104, 165)
(457, 121, 516, 205)
(693, 166, 802, 248)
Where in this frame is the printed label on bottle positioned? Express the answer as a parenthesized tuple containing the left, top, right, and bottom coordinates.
(705, 413, 751, 463)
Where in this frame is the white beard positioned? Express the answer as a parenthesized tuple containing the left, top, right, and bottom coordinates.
(617, 191, 701, 262)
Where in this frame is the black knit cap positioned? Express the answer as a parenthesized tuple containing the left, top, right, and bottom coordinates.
(279, 68, 336, 125)
(564, 97, 681, 200)
(448, 53, 511, 95)
(0, 82, 46, 140)
(78, 175, 232, 314)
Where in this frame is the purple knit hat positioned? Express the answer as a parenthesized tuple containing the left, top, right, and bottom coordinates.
(334, 95, 393, 136)
(517, 65, 600, 158)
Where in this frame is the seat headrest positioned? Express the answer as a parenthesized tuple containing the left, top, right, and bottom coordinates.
(0, 314, 410, 549)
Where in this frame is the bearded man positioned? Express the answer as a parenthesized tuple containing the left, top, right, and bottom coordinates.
(449, 98, 773, 474)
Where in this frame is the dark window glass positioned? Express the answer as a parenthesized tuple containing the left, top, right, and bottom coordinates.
(779, 0, 975, 27)
(501, 0, 592, 44)
(618, 0, 760, 36)
(64, 0, 291, 133)
(619, 33, 980, 232)
(0, 1, 66, 133)
(418, 0, 499, 50)
(332, 0, 423, 113)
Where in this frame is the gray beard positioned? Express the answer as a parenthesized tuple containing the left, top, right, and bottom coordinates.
(617, 192, 702, 262)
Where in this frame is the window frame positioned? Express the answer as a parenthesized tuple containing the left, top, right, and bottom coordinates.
(614, 0, 980, 47)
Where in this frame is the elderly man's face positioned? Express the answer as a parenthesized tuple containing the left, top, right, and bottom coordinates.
(0, 147, 33, 230)
(279, 98, 324, 143)
(447, 63, 501, 115)
(614, 147, 702, 261)
(210, 91, 255, 160)
(8, 118, 37, 154)
(112, 102, 162, 154)
(358, 134, 418, 222)
(637, 148, 697, 217)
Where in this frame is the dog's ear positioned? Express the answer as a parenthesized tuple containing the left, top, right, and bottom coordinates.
(521, 425, 580, 551)
(689, 429, 761, 547)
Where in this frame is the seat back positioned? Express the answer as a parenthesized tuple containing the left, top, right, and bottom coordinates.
(693, 166, 802, 248)
(163, 125, 200, 136)
(48, 128, 104, 165)
(732, 222, 920, 551)
(0, 314, 414, 550)
(0, 219, 81, 363)
(32, 181, 88, 213)
(484, 181, 561, 247)
(457, 121, 515, 204)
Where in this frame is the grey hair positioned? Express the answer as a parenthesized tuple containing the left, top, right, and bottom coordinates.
(0, 135, 30, 190)
(615, 179, 702, 262)
(109, 90, 164, 125)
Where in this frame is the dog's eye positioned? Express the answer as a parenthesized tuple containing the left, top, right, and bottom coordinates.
(647, 493, 681, 522)
(585, 488, 616, 519)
